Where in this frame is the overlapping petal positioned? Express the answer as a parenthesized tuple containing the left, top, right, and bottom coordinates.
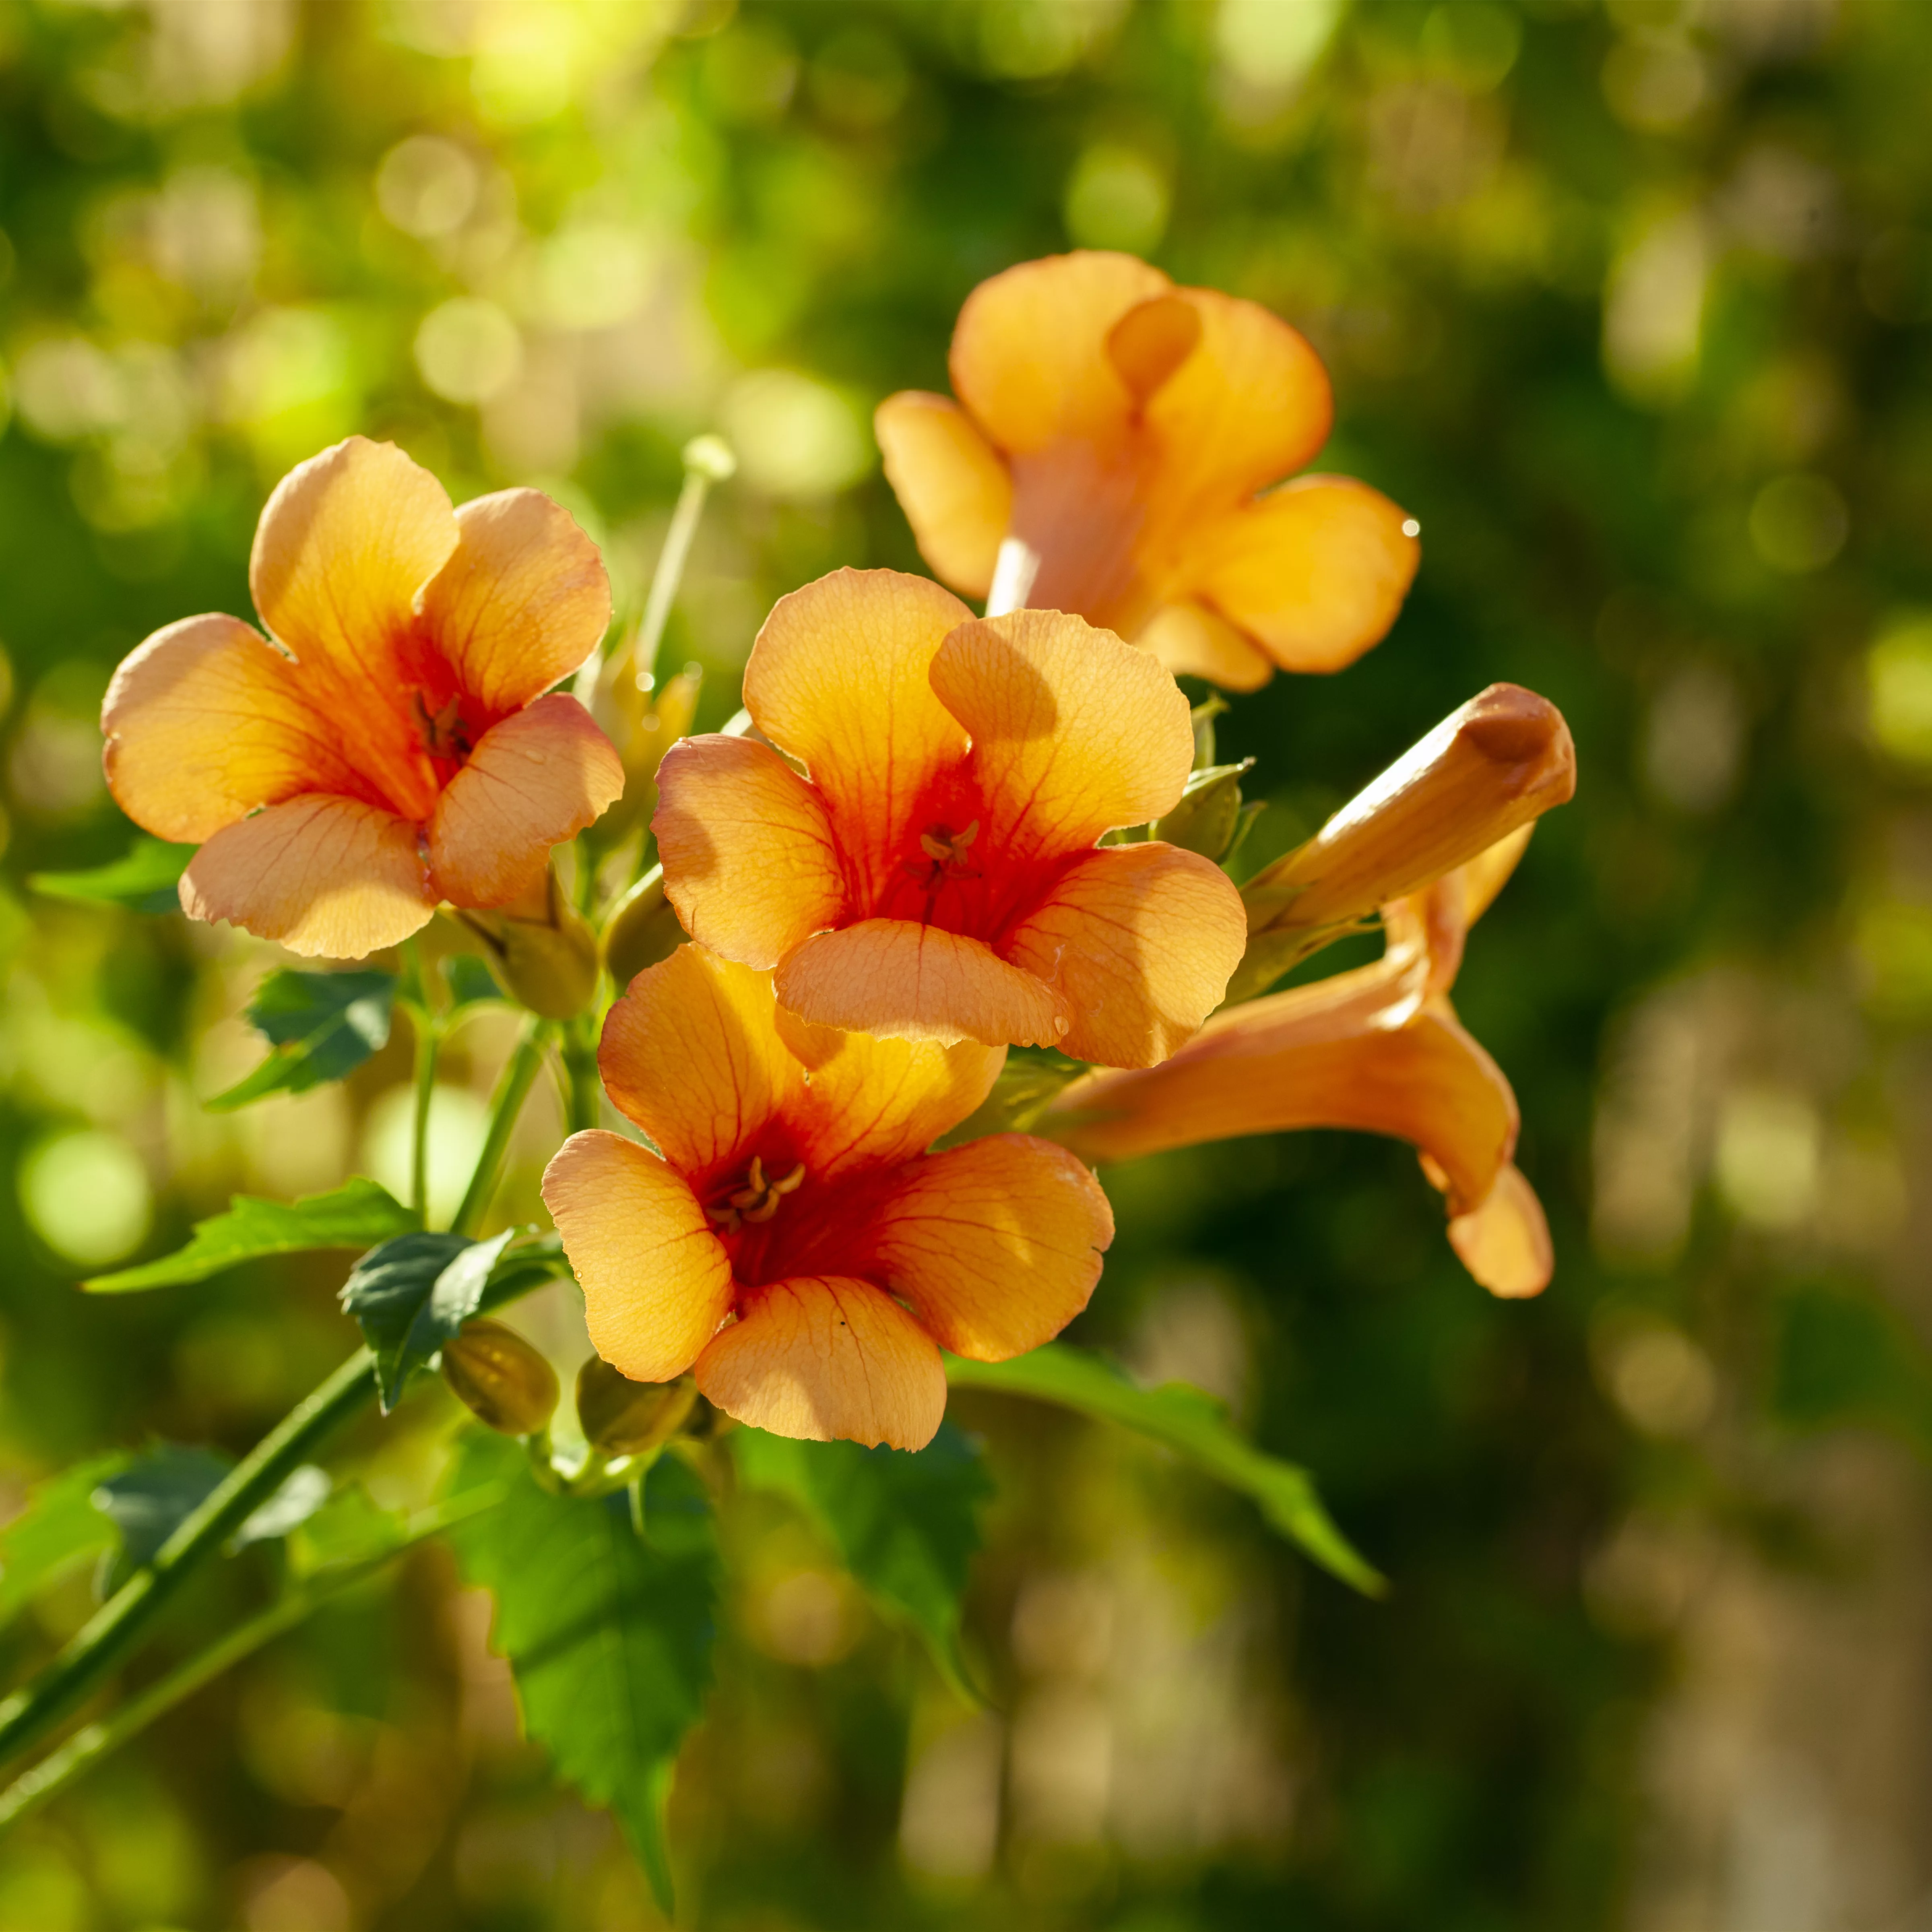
(873, 392, 1012, 599)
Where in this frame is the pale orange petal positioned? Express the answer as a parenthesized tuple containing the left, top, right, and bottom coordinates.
(1461, 824, 1535, 926)
(542, 1130, 735, 1382)
(742, 568, 974, 911)
(776, 919, 1069, 1049)
(1191, 477, 1420, 675)
(1005, 844, 1247, 1069)
(1443, 1161, 1552, 1300)
(427, 695, 623, 908)
(1143, 287, 1333, 518)
(775, 1011, 1004, 1179)
(855, 1133, 1112, 1360)
(694, 1274, 946, 1450)
(1137, 602, 1276, 692)
(249, 436, 456, 696)
(598, 945, 805, 1182)
(101, 614, 361, 842)
(654, 735, 847, 969)
(875, 392, 1013, 600)
(417, 487, 613, 714)
(930, 608, 1195, 862)
(180, 795, 434, 959)
(949, 250, 1172, 454)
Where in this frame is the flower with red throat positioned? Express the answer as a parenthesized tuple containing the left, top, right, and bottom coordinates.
(101, 437, 624, 959)
(541, 943, 1114, 1451)
(875, 250, 1420, 692)
(652, 567, 1248, 1069)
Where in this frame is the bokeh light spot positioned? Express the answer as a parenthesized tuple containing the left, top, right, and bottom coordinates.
(20, 1128, 153, 1268)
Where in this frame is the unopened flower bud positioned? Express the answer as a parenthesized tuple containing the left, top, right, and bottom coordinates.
(1152, 758, 1253, 861)
(602, 867, 686, 989)
(576, 1358, 697, 1458)
(591, 660, 704, 846)
(467, 867, 599, 1018)
(443, 1321, 559, 1437)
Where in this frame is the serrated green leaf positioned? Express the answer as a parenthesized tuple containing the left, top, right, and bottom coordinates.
(287, 1482, 413, 1579)
(477, 1229, 575, 1311)
(731, 1422, 989, 1695)
(944, 1345, 1383, 1596)
(445, 1432, 718, 1911)
(85, 1178, 419, 1292)
(339, 1228, 511, 1411)
(1154, 760, 1254, 860)
(29, 838, 193, 914)
(207, 970, 396, 1112)
(93, 1446, 233, 1593)
(0, 1456, 131, 1629)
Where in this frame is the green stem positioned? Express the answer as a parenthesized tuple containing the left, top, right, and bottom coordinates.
(0, 1349, 379, 1773)
(636, 438, 731, 686)
(0, 1484, 507, 1832)
(561, 1016, 602, 1135)
(450, 1016, 548, 1239)
(410, 1015, 440, 1227)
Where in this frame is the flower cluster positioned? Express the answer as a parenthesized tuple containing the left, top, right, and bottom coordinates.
(101, 252, 1576, 1451)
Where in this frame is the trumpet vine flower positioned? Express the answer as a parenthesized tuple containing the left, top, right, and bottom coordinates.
(653, 568, 1247, 1067)
(542, 943, 1114, 1450)
(875, 250, 1420, 691)
(101, 437, 624, 958)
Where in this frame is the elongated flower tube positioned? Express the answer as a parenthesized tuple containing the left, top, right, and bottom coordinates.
(542, 944, 1114, 1450)
(100, 437, 624, 959)
(875, 250, 1420, 691)
(1039, 831, 1554, 1298)
(653, 568, 1247, 1067)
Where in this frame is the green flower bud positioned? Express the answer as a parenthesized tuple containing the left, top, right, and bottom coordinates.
(443, 1321, 560, 1437)
(464, 867, 600, 1019)
(576, 1358, 698, 1459)
(602, 867, 686, 989)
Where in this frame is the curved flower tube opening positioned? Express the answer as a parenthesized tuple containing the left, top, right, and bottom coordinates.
(101, 437, 625, 959)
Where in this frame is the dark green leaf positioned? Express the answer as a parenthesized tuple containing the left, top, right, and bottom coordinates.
(732, 1422, 989, 1693)
(477, 1230, 575, 1312)
(445, 1432, 718, 1910)
(339, 1228, 511, 1411)
(1153, 759, 1254, 860)
(29, 838, 193, 914)
(0, 1456, 130, 1628)
(207, 970, 397, 1112)
(945, 1346, 1383, 1595)
(232, 1466, 331, 1549)
(93, 1446, 233, 1592)
(84, 1177, 419, 1292)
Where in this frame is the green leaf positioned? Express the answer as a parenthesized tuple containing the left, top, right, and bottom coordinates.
(0, 1456, 131, 1628)
(475, 1229, 575, 1313)
(339, 1228, 512, 1412)
(93, 1446, 233, 1593)
(232, 1466, 332, 1549)
(29, 838, 193, 914)
(445, 1432, 718, 1911)
(731, 1423, 989, 1695)
(1153, 759, 1254, 861)
(287, 1482, 412, 1579)
(207, 969, 397, 1112)
(944, 1345, 1383, 1596)
(442, 953, 504, 1009)
(84, 1178, 419, 1292)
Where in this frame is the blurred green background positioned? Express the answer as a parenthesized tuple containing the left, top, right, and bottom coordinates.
(3, 0, 1931, 1926)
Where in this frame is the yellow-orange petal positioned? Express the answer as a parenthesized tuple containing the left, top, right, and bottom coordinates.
(428, 695, 623, 909)
(856, 1133, 1112, 1360)
(101, 614, 359, 843)
(542, 1129, 735, 1382)
(249, 437, 457, 697)
(1137, 602, 1276, 693)
(417, 487, 613, 714)
(930, 608, 1195, 862)
(743, 568, 974, 911)
(949, 250, 1172, 454)
(1144, 287, 1333, 518)
(776, 919, 1069, 1050)
(776, 1011, 1005, 1179)
(180, 794, 434, 959)
(1461, 824, 1535, 927)
(653, 735, 846, 970)
(1004, 844, 1247, 1069)
(694, 1274, 946, 1450)
(598, 945, 805, 1181)
(1191, 477, 1420, 675)
(875, 392, 1013, 600)
(1443, 1162, 1552, 1299)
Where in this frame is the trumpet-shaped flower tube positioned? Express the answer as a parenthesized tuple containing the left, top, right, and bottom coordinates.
(541, 944, 1114, 1450)
(875, 251, 1420, 691)
(1040, 833, 1554, 1298)
(653, 568, 1247, 1067)
(101, 437, 624, 958)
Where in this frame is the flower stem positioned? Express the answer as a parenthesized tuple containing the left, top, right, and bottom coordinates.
(561, 1015, 602, 1135)
(411, 1016, 439, 1227)
(636, 435, 734, 686)
(449, 1015, 548, 1239)
(0, 1348, 379, 1774)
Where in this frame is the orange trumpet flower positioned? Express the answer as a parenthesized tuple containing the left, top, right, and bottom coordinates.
(1038, 830, 1555, 1298)
(101, 437, 624, 959)
(875, 251, 1420, 692)
(542, 944, 1114, 1450)
(653, 568, 1247, 1068)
